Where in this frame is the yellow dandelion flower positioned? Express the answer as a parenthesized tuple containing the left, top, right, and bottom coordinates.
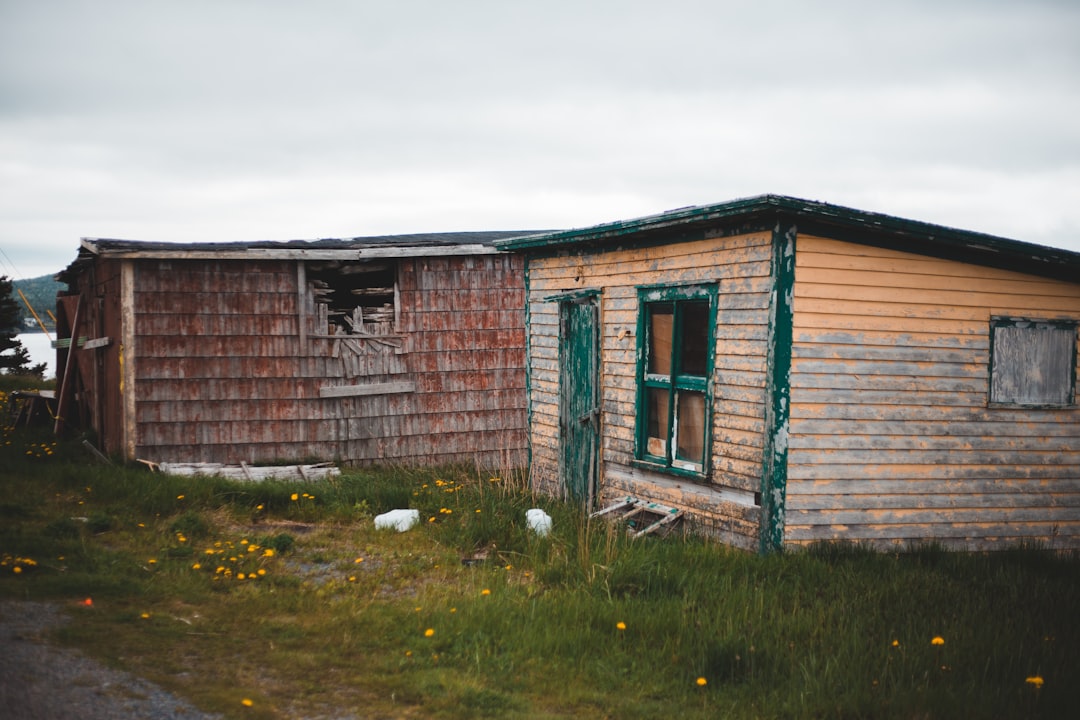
(616, 622, 626, 631)
(891, 640, 900, 647)
(148, 558, 157, 565)
(931, 636, 945, 646)
(348, 576, 356, 582)
(12, 566, 22, 574)
(177, 494, 185, 500)
(192, 563, 202, 570)
(237, 573, 246, 580)
(481, 588, 491, 596)
(1026, 676, 1044, 688)
(241, 698, 254, 707)
(262, 548, 275, 557)
(257, 569, 266, 576)
(141, 613, 151, 619)
(696, 677, 707, 687)
(424, 628, 435, 637)
(355, 557, 364, 563)
(290, 493, 299, 501)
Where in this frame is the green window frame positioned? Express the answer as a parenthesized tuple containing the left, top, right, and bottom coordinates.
(989, 317, 1078, 407)
(634, 283, 717, 477)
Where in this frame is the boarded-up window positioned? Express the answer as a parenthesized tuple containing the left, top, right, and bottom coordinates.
(636, 284, 716, 476)
(308, 261, 397, 335)
(990, 318, 1077, 406)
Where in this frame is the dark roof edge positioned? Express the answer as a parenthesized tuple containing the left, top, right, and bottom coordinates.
(494, 194, 1080, 279)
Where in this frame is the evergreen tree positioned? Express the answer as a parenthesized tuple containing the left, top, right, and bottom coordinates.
(0, 275, 45, 376)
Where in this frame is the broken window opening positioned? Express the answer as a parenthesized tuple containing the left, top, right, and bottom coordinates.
(307, 261, 398, 336)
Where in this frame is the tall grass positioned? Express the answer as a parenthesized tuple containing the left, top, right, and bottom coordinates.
(1, 411, 1076, 719)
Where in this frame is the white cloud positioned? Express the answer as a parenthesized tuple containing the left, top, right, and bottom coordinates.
(1, 0, 1079, 279)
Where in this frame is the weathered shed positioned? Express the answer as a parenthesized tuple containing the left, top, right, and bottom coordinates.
(55, 232, 531, 469)
(496, 195, 1080, 551)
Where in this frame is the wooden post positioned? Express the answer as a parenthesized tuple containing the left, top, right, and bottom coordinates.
(297, 261, 307, 345)
(53, 296, 82, 435)
(120, 260, 137, 460)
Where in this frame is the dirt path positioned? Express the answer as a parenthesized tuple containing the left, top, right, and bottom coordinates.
(0, 600, 220, 719)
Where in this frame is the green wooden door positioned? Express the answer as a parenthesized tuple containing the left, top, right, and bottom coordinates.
(559, 295, 600, 507)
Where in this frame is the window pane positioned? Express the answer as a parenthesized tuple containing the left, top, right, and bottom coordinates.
(679, 301, 709, 376)
(645, 387, 669, 457)
(675, 390, 705, 466)
(648, 304, 673, 375)
(992, 324, 1075, 404)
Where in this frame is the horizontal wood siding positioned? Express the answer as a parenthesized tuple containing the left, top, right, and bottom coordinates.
(786, 236, 1080, 550)
(131, 255, 526, 468)
(525, 231, 771, 549)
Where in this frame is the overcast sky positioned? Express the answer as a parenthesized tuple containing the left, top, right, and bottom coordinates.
(2, 0, 1079, 279)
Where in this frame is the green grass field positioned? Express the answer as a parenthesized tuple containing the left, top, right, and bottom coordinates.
(2, 379, 1077, 719)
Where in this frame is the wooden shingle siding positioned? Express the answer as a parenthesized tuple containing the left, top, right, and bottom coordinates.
(786, 236, 1080, 550)
(127, 254, 526, 467)
(525, 231, 772, 548)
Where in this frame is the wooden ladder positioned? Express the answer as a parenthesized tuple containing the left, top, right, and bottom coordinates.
(590, 496, 684, 538)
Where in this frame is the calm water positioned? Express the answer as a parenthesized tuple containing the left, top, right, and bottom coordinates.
(15, 332, 56, 378)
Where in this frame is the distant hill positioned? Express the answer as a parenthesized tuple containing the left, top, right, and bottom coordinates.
(11, 274, 65, 331)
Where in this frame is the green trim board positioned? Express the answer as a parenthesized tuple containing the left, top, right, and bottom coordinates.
(760, 222, 796, 554)
(495, 194, 1080, 283)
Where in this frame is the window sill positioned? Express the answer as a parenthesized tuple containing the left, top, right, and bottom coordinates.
(630, 458, 708, 482)
(987, 401, 1076, 410)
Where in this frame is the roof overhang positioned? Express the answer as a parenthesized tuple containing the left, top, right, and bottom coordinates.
(495, 194, 1080, 283)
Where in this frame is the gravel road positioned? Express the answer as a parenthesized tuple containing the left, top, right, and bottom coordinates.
(0, 600, 221, 720)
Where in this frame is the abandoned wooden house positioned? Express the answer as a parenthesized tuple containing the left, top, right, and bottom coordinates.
(496, 195, 1080, 552)
(55, 232, 530, 468)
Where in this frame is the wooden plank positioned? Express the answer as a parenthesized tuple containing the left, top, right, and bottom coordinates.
(787, 490, 1080, 511)
(791, 418, 1080, 438)
(784, 521, 1074, 542)
(796, 281, 1080, 313)
(796, 266, 1080, 298)
(318, 381, 417, 398)
(787, 464, 1080, 482)
(121, 260, 138, 460)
